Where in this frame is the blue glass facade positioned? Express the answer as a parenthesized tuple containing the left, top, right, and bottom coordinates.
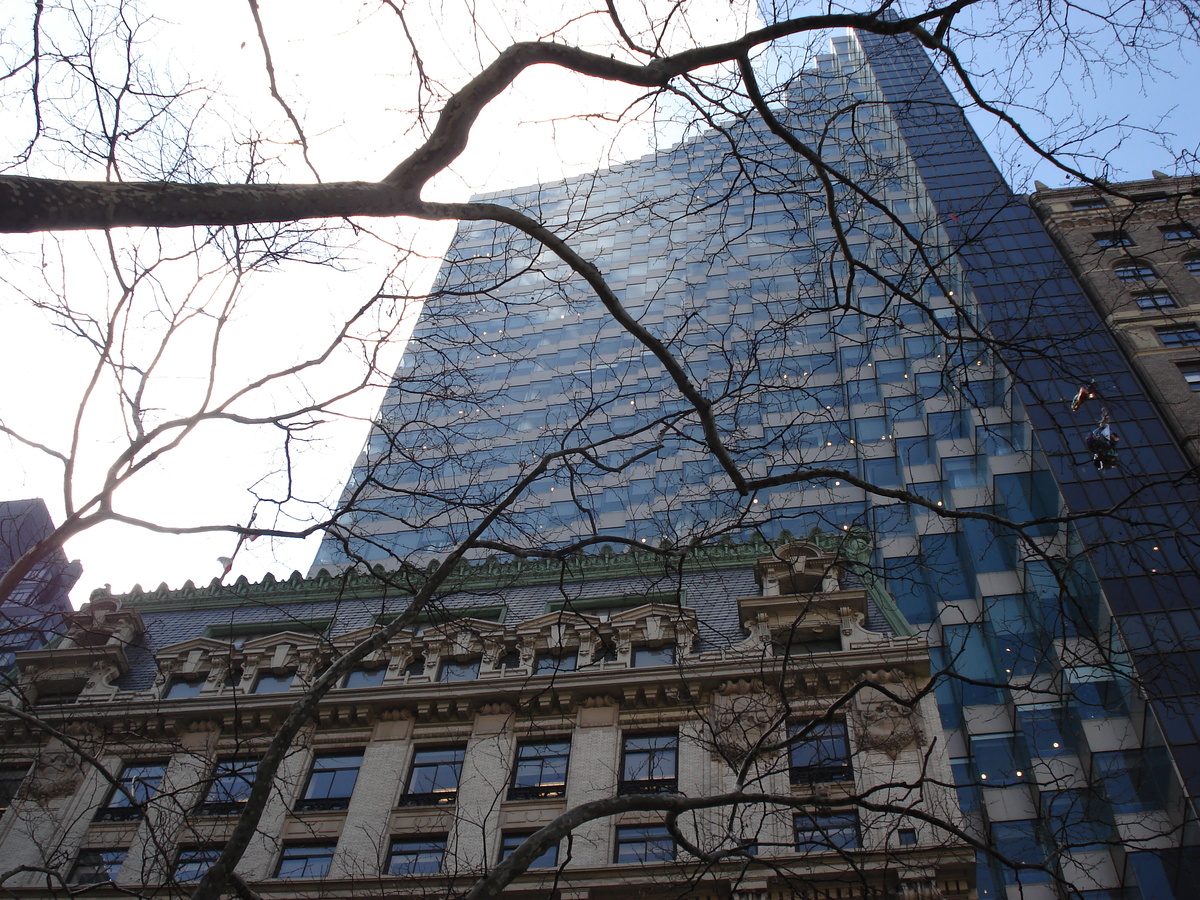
(316, 29, 1200, 897)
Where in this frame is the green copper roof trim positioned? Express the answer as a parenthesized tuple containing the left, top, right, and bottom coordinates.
(96, 527, 892, 616)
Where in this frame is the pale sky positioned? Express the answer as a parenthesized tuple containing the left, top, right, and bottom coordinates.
(1, 1, 1196, 605)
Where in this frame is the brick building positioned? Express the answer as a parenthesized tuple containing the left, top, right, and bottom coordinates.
(0, 537, 972, 899)
(1030, 174, 1200, 465)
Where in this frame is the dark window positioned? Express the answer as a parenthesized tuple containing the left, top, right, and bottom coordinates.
(1157, 326, 1200, 347)
(631, 646, 675, 667)
(500, 831, 558, 868)
(1094, 231, 1133, 248)
(1134, 291, 1177, 310)
(972, 732, 1030, 786)
(533, 652, 577, 675)
(0, 766, 26, 817)
(175, 846, 221, 882)
(385, 836, 445, 875)
(69, 849, 126, 884)
(198, 759, 257, 815)
(275, 843, 335, 879)
(899, 828, 917, 846)
(252, 671, 294, 694)
(1113, 262, 1156, 282)
(1179, 362, 1200, 390)
(620, 733, 677, 794)
(789, 720, 852, 784)
(165, 678, 204, 699)
(795, 811, 860, 853)
(342, 667, 386, 689)
(614, 824, 675, 863)
(509, 740, 570, 800)
(402, 746, 464, 805)
(95, 763, 165, 821)
(438, 659, 479, 682)
(295, 752, 363, 811)
(1161, 225, 1198, 241)
(1070, 198, 1107, 210)
(1092, 748, 1170, 813)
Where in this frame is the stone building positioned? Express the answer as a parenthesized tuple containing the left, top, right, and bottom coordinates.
(0, 537, 972, 899)
(1030, 174, 1200, 465)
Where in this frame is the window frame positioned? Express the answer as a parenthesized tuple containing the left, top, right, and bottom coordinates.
(251, 671, 295, 694)
(1133, 290, 1178, 310)
(164, 677, 205, 699)
(1156, 325, 1200, 347)
(197, 758, 258, 816)
(341, 666, 387, 689)
(1093, 230, 1134, 248)
(614, 824, 676, 863)
(509, 739, 570, 800)
(174, 846, 222, 882)
(1113, 261, 1157, 282)
(295, 751, 364, 812)
(274, 842, 336, 879)
(794, 810, 861, 853)
(619, 732, 678, 795)
(533, 652, 577, 675)
(69, 848, 127, 885)
(95, 762, 166, 821)
(385, 836, 446, 876)
(1179, 362, 1200, 391)
(631, 645, 676, 668)
(401, 745, 465, 806)
(437, 658, 480, 683)
(1161, 224, 1198, 242)
(499, 831, 558, 869)
(789, 720, 853, 784)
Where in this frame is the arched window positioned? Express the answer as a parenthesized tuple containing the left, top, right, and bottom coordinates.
(1113, 261, 1157, 282)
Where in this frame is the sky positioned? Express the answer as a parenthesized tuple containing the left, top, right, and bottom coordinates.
(1, 0, 1197, 606)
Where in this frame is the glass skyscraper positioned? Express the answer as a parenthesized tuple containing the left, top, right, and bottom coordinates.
(316, 28, 1200, 897)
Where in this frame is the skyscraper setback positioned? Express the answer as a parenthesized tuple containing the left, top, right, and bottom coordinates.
(314, 27, 1200, 896)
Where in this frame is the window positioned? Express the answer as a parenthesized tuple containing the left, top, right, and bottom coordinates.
(275, 843, 335, 879)
(789, 720, 853, 784)
(1113, 261, 1156, 282)
(1134, 291, 1177, 310)
(402, 746, 464, 805)
(794, 811, 860, 853)
(509, 740, 570, 800)
(385, 836, 445, 875)
(95, 763, 165, 821)
(296, 752, 363, 811)
(1184, 256, 1200, 275)
(1179, 362, 1200, 390)
(631, 646, 675, 667)
(252, 671, 294, 693)
(898, 828, 917, 846)
(198, 759, 257, 815)
(1070, 198, 1107, 209)
(0, 766, 26, 818)
(1161, 224, 1198, 241)
(500, 831, 558, 868)
(614, 824, 675, 863)
(342, 667, 386, 689)
(69, 849, 126, 884)
(620, 733, 677, 794)
(437, 659, 479, 682)
(1157, 325, 1200, 347)
(1093, 230, 1133, 248)
(533, 652, 577, 675)
(175, 846, 221, 882)
(165, 678, 204, 699)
